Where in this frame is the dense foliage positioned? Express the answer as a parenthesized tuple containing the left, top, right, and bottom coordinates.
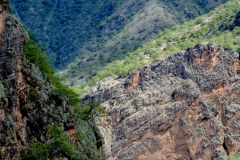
(21, 125, 79, 160)
(74, 0, 240, 95)
(23, 35, 79, 106)
(23, 34, 102, 160)
(10, 0, 226, 85)
(21, 142, 49, 160)
(74, 101, 105, 122)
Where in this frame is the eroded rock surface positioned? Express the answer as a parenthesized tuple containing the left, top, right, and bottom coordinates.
(0, 1, 100, 159)
(84, 43, 240, 160)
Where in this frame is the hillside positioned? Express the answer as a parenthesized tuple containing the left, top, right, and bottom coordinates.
(81, 0, 240, 159)
(2, 0, 240, 159)
(76, 0, 240, 95)
(9, 0, 226, 84)
(0, 1, 100, 159)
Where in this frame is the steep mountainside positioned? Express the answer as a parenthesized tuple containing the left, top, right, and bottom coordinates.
(0, 1, 99, 159)
(84, 43, 240, 159)
(9, 0, 226, 84)
(76, 0, 240, 95)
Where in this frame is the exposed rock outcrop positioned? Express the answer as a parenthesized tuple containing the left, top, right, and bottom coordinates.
(0, 1, 99, 159)
(84, 43, 240, 159)
(0, 1, 75, 159)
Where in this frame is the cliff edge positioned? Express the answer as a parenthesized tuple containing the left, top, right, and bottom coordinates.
(0, 1, 99, 159)
(84, 43, 240, 160)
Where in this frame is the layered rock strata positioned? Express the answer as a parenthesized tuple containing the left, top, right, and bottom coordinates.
(84, 43, 240, 160)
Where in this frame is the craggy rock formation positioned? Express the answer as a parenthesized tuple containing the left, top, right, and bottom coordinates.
(0, 1, 74, 159)
(84, 43, 240, 160)
(0, 1, 99, 159)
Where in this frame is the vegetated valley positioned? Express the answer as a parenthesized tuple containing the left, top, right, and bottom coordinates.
(1, 0, 240, 160)
(10, 0, 226, 86)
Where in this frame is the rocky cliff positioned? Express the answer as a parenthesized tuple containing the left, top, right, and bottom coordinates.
(84, 43, 240, 159)
(0, 1, 99, 159)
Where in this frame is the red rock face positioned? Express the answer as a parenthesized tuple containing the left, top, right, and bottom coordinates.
(84, 44, 240, 159)
(0, 5, 3, 35)
(126, 72, 140, 90)
(0, 1, 76, 159)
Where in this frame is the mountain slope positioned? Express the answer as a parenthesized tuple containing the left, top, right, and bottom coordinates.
(81, 1, 240, 159)
(84, 43, 240, 159)
(9, 0, 226, 84)
(0, 1, 100, 159)
(76, 0, 240, 95)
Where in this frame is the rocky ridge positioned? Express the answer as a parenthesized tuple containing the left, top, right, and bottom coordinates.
(84, 43, 240, 159)
(0, 1, 99, 159)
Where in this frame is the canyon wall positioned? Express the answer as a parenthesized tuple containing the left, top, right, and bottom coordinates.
(0, 1, 99, 159)
(85, 43, 240, 160)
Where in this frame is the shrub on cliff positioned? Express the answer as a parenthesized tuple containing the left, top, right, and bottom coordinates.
(47, 125, 79, 159)
(23, 34, 54, 77)
(228, 154, 240, 160)
(21, 142, 49, 160)
(21, 125, 79, 160)
(23, 34, 79, 107)
(23, 34, 101, 159)
(74, 101, 105, 122)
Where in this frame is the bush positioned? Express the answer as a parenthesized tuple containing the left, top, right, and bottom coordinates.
(47, 125, 79, 160)
(74, 101, 105, 121)
(228, 154, 240, 160)
(21, 125, 79, 160)
(21, 142, 49, 160)
(50, 75, 80, 106)
(24, 34, 80, 107)
(195, 17, 204, 24)
(23, 34, 54, 77)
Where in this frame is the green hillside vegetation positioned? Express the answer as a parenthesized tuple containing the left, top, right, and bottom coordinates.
(24, 32, 105, 123)
(21, 123, 102, 160)
(23, 34, 103, 159)
(23, 34, 79, 106)
(10, 0, 226, 85)
(56, 0, 226, 86)
(21, 125, 78, 160)
(74, 0, 240, 95)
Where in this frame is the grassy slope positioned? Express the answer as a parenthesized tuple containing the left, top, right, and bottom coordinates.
(58, 0, 226, 86)
(10, 0, 226, 85)
(74, 0, 240, 96)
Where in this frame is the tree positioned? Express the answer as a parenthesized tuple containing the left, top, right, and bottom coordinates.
(47, 125, 79, 160)
(75, 101, 105, 123)
(21, 125, 79, 160)
(21, 142, 49, 160)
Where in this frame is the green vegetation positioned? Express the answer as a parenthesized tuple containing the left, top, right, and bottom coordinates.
(21, 142, 49, 160)
(21, 125, 79, 160)
(47, 125, 79, 159)
(180, 79, 188, 84)
(228, 154, 240, 160)
(23, 34, 54, 77)
(23, 34, 79, 106)
(73, 0, 240, 96)
(0, 81, 6, 98)
(121, 111, 127, 119)
(214, 154, 240, 160)
(225, 95, 235, 101)
(11, 0, 226, 86)
(74, 101, 105, 122)
(23, 34, 102, 160)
